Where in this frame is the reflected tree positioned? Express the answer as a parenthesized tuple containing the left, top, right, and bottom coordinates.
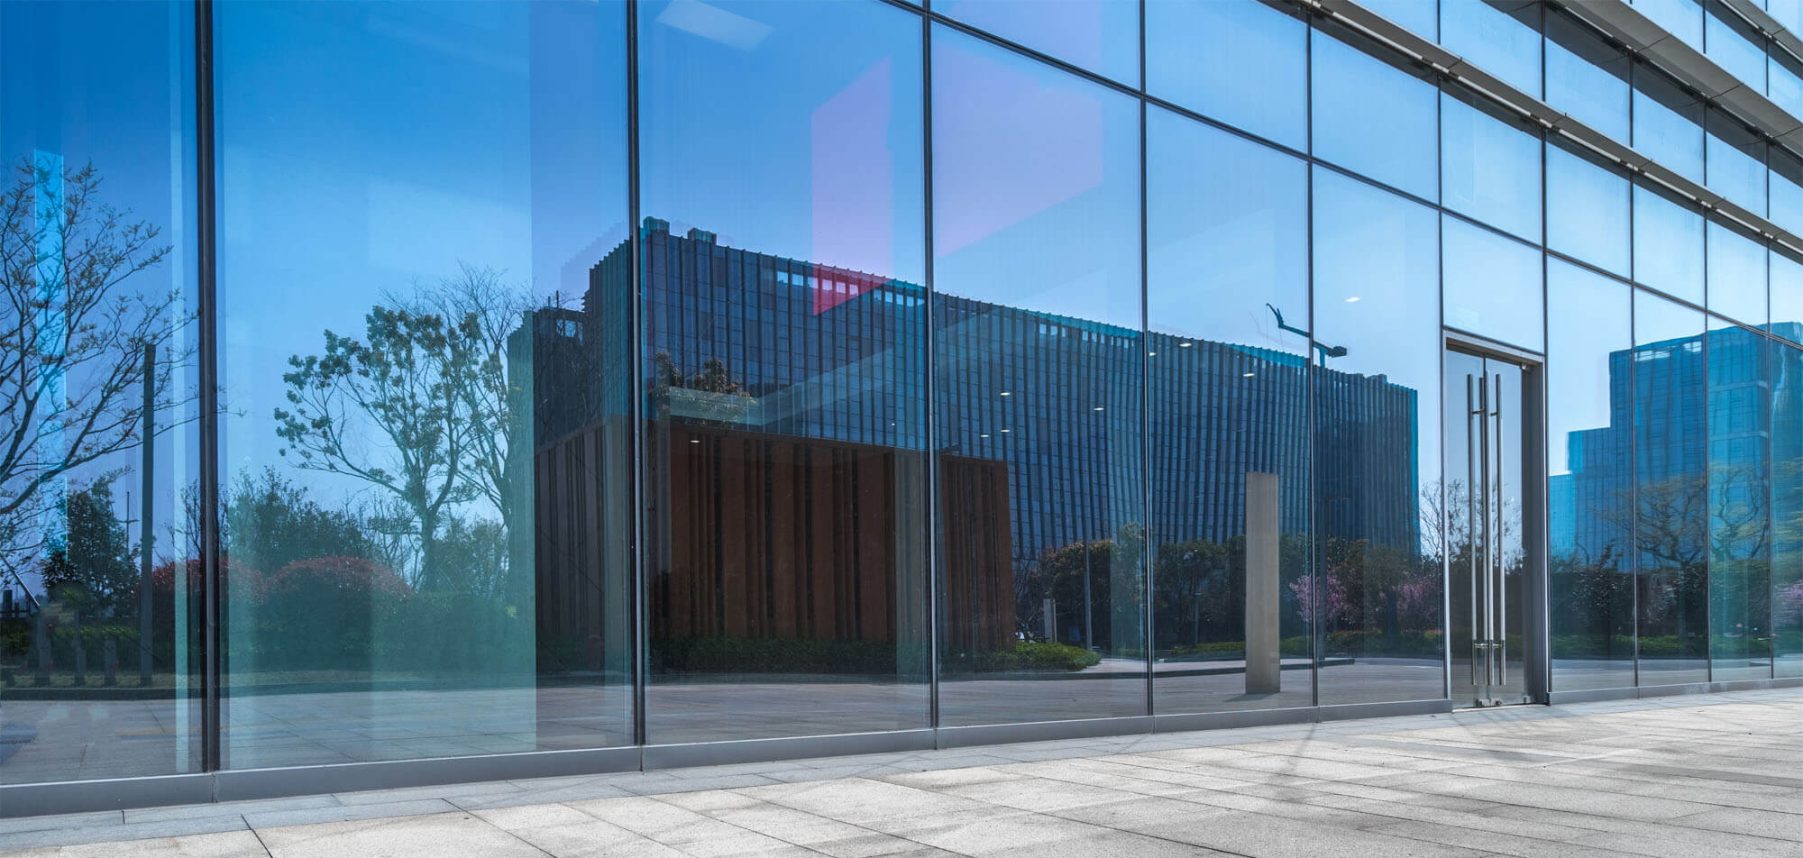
(0, 160, 189, 576)
(275, 266, 528, 592)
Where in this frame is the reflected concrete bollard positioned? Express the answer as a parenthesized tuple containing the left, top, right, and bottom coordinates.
(1246, 472, 1281, 695)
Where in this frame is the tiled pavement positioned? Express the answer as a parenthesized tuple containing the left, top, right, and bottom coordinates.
(4, 688, 1803, 857)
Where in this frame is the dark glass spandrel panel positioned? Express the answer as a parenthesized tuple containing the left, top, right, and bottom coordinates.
(1362, 0, 1438, 38)
(1634, 183, 1706, 305)
(639, 0, 928, 743)
(1772, 51, 1803, 118)
(1440, 0, 1542, 98)
(218, 0, 633, 767)
(1633, 68, 1705, 185)
(1705, 112, 1767, 217)
(1632, 290, 1709, 686)
(1442, 217, 1545, 351)
(1547, 142, 1631, 277)
(1312, 27, 1439, 202)
(1312, 167, 1446, 705)
(936, 0, 1140, 86)
(1705, 0, 1766, 93)
(933, 26, 1147, 725)
(1545, 9, 1630, 143)
(1146, 108, 1313, 715)
(1774, 249, 1803, 344)
(1633, 0, 1703, 50)
(1773, 339, 1803, 678)
(1706, 317, 1772, 681)
(1146, 0, 1307, 150)
(0, 0, 201, 785)
(1707, 221, 1768, 327)
(1547, 261, 1637, 692)
(1441, 92, 1542, 242)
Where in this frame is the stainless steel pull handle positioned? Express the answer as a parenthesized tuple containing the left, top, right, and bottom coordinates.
(1466, 373, 1480, 689)
(1493, 372, 1506, 689)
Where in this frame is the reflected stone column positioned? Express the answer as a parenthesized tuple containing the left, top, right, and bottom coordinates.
(1246, 472, 1281, 695)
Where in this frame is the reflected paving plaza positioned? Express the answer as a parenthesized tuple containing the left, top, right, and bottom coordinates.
(3, 0, 1803, 818)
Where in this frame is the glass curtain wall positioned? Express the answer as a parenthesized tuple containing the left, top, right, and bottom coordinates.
(1145, 108, 1312, 715)
(1707, 316, 1773, 682)
(0, 0, 201, 785)
(1633, 291, 1710, 686)
(637, 0, 931, 744)
(1311, 168, 1445, 706)
(216, 1, 632, 766)
(931, 26, 1146, 725)
(1547, 262, 1637, 691)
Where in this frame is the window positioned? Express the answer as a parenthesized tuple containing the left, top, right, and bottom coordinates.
(218, 0, 633, 766)
(1147, 107, 1312, 714)
(936, 0, 1139, 85)
(1707, 221, 1768, 326)
(1547, 261, 1636, 692)
(1441, 0, 1542, 98)
(1146, 0, 1307, 150)
(1312, 26, 1439, 201)
(1443, 216, 1545, 351)
(933, 26, 1146, 724)
(0, 0, 200, 785)
(1635, 183, 1706, 305)
(1548, 142, 1631, 277)
(1311, 167, 1444, 705)
(1441, 91, 1542, 242)
(1634, 66, 1705, 184)
(1545, 10, 1631, 143)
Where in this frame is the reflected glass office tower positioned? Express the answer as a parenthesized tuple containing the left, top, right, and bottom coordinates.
(3, 0, 1803, 815)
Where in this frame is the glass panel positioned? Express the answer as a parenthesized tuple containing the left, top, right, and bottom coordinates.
(1312, 167, 1445, 705)
(932, 26, 1146, 725)
(1705, 0, 1767, 91)
(1634, 183, 1706, 305)
(1774, 0, 1803, 33)
(1633, 290, 1709, 686)
(1634, 67, 1705, 185)
(1547, 142, 1631, 277)
(1774, 339, 1803, 677)
(1312, 27, 1439, 202)
(1548, 261, 1637, 692)
(1441, 91, 1542, 242)
(1442, 217, 1545, 351)
(218, 1, 632, 766)
(1707, 221, 1768, 327)
(1775, 249, 1803, 345)
(1145, 0, 1307, 150)
(1146, 108, 1312, 714)
(1705, 111, 1767, 217)
(1440, 0, 1542, 98)
(935, 0, 1139, 86)
(1772, 148, 1803, 237)
(639, 0, 929, 743)
(0, 0, 200, 785)
(1634, 0, 1704, 49)
(1707, 319, 1772, 681)
(1363, 0, 1439, 37)
(1545, 9, 1631, 143)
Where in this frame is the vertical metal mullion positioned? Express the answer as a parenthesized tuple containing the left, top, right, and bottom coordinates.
(627, 0, 648, 754)
(1138, 0, 1153, 722)
(195, 0, 221, 775)
(1305, 18, 1320, 711)
(922, 9, 941, 735)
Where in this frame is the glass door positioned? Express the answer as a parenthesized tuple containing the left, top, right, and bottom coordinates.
(1446, 348, 1531, 707)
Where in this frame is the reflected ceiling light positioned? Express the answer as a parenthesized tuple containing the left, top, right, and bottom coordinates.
(1345, 296, 1361, 303)
(1242, 372, 1256, 378)
(1148, 351, 1157, 357)
(1000, 428, 1012, 433)
(980, 433, 990, 439)
(1178, 341, 1193, 348)
(1093, 406, 1105, 412)
(999, 390, 1013, 397)
(688, 439, 700, 444)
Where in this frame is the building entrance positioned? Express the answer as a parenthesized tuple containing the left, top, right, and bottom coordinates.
(1445, 347, 1537, 707)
